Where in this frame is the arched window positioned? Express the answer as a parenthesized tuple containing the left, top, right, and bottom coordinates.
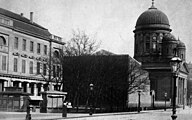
(145, 35, 150, 52)
(53, 51, 59, 58)
(0, 36, 6, 46)
(152, 34, 157, 52)
(152, 41, 157, 51)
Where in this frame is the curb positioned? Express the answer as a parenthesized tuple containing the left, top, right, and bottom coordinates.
(33, 111, 146, 120)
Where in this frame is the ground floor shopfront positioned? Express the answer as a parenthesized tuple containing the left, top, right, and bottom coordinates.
(0, 76, 64, 112)
(0, 76, 61, 95)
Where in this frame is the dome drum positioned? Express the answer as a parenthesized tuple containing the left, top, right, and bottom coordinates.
(134, 24, 171, 32)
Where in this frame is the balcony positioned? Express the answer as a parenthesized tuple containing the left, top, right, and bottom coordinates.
(0, 45, 8, 53)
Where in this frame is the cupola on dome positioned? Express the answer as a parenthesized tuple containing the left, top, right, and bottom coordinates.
(177, 40, 186, 48)
(134, 3, 171, 32)
(163, 33, 177, 42)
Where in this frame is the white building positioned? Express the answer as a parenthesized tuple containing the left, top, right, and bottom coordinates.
(0, 8, 65, 111)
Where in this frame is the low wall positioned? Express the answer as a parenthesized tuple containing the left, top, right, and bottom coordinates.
(128, 91, 171, 109)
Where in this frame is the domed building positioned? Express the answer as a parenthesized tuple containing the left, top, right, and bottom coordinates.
(133, 1, 188, 107)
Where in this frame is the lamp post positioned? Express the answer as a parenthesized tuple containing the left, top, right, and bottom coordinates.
(164, 92, 167, 111)
(62, 96, 67, 117)
(25, 97, 31, 120)
(170, 56, 182, 120)
(137, 90, 142, 113)
(190, 95, 192, 108)
(150, 90, 155, 109)
(89, 83, 94, 115)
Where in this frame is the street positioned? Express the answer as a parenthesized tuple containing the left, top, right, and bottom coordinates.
(0, 108, 192, 120)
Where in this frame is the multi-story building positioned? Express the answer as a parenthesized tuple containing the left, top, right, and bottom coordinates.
(0, 8, 64, 111)
(133, 1, 188, 107)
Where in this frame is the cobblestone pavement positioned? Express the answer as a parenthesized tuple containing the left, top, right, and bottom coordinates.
(0, 107, 192, 120)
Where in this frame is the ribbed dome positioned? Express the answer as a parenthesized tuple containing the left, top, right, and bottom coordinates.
(135, 6, 171, 31)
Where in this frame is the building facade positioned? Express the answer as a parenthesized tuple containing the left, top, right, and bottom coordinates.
(0, 8, 64, 111)
(133, 2, 188, 106)
(187, 63, 192, 105)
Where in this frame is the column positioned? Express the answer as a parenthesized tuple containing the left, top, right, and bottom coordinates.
(176, 77, 179, 105)
(9, 80, 13, 87)
(26, 83, 30, 93)
(18, 82, 23, 92)
(3, 81, 8, 91)
(52, 84, 55, 90)
(183, 78, 185, 109)
(49, 82, 54, 91)
(41, 84, 44, 92)
(18, 82, 22, 88)
(60, 84, 63, 91)
(184, 78, 187, 106)
(34, 83, 37, 96)
(40, 84, 44, 96)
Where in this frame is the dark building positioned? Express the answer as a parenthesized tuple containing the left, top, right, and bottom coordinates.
(133, 2, 188, 107)
(187, 63, 192, 105)
(62, 52, 148, 112)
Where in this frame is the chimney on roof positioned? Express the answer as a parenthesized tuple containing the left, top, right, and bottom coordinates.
(20, 13, 24, 17)
(30, 12, 33, 23)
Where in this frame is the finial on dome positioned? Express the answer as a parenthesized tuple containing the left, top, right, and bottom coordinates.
(150, 0, 156, 9)
(178, 36, 180, 40)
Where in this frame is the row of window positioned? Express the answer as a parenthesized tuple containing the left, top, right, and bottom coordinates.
(0, 18, 11, 26)
(1, 56, 60, 77)
(13, 58, 47, 75)
(13, 58, 60, 77)
(135, 33, 164, 54)
(14, 37, 48, 55)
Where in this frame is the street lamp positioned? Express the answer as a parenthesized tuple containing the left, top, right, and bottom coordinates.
(62, 96, 67, 117)
(89, 83, 94, 115)
(190, 95, 192, 108)
(150, 90, 155, 108)
(170, 56, 182, 120)
(25, 97, 31, 120)
(164, 92, 167, 111)
(137, 90, 142, 113)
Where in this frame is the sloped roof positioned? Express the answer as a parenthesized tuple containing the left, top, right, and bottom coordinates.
(94, 49, 116, 55)
(0, 8, 50, 39)
(180, 62, 189, 74)
(94, 49, 141, 65)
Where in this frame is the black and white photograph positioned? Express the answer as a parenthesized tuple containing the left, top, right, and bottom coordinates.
(0, 0, 192, 120)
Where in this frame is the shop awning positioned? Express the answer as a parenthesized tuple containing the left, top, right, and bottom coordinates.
(29, 96, 43, 101)
(48, 94, 65, 98)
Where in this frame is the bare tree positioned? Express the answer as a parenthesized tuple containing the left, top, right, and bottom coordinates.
(127, 58, 149, 94)
(63, 29, 100, 56)
(60, 29, 100, 111)
(37, 56, 63, 91)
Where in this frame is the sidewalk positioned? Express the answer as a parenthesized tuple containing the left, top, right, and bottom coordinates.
(0, 111, 139, 120)
(1, 107, 192, 120)
(32, 111, 144, 120)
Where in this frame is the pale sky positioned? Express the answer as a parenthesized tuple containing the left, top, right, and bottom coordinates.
(0, 0, 192, 62)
